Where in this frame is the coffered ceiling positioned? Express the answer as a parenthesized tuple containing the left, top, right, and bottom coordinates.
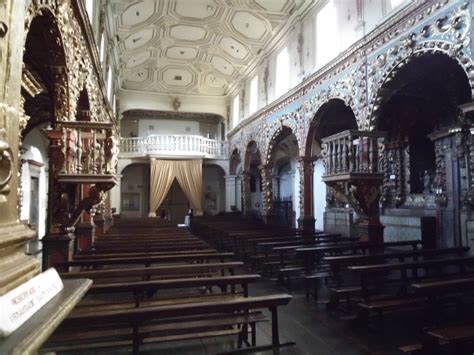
(106, 0, 316, 100)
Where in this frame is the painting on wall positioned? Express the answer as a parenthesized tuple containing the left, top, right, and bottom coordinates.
(205, 191, 217, 210)
(122, 193, 140, 211)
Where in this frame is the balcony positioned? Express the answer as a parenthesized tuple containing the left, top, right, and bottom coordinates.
(321, 130, 387, 183)
(119, 134, 228, 159)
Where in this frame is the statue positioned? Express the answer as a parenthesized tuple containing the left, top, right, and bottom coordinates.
(423, 170, 431, 194)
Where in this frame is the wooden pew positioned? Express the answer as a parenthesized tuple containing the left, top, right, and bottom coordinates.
(60, 261, 245, 284)
(348, 256, 474, 332)
(42, 294, 294, 355)
(55, 252, 235, 271)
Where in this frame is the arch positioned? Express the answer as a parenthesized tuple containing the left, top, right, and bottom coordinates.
(204, 159, 230, 176)
(23, 8, 69, 124)
(304, 98, 358, 157)
(244, 140, 262, 171)
(202, 163, 227, 215)
(120, 163, 150, 218)
(76, 87, 91, 121)
(368, 44, 473, 130)
(229, 149, 242, 175)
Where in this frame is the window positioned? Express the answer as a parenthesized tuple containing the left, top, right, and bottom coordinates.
(85, 0, 94, 24)
(107, 66, 113, 101)
(232, 95, 240, 128)
(390, 0, 405, 9)
(316, 0, 339, 67)
(275, 47, 289, 98)
(249, 75, 258, 115)
(99, 34, 106, 64)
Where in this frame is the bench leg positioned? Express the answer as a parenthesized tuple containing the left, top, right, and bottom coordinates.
(313, 278, 318, 302)
(132, 324, 140, 355)
(270, 306, 280, 347)
(251, 322, 256, 347)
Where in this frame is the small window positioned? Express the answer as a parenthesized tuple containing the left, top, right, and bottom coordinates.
(249, 75, 258, 115)
(85, 0, 94, 24)
(99, 34, 106, 64)
(316, 0, 339, 67)
(390, 0, 405, 9)
(232, 95, 240, 128)
(275, 47, 289, 97)
(107, 66, 113, 101)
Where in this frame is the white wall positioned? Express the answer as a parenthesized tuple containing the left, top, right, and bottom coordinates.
(21, 127, 49, 240)
(230, 0, 400, 124)
(121, 164, 150, 218)
(138, 119, 200, 136)
(313, 159, 326, 231)
(202, 165, 225, 215)
(124, 118, 220, 139)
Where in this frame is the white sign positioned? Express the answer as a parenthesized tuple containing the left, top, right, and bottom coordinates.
(0, 268, 64, 337)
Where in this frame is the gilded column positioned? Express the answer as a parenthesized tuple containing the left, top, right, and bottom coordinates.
(298, 157, 315, 234)
(259, 164, 274, 223)
(241, 170, 252, 214)
(0, 0, 39, 294)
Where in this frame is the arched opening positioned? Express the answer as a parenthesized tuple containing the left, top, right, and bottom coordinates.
(306, 99, 358, 234)
(120, 164, 150, 218)
(244, 141, 263, 217)
(20, 11, 68, 259)
(76, 87, 91, 121)
(202, 164, 226, 216)
(229, 149, 243, 212)
(269, 127, 300, 227)
(375, 53, 471, 246)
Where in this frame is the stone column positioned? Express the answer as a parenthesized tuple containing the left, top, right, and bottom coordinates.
(224, 175, 237, 212)
(0, 0, 40, 293)
(241, 170, 252, 214)
(260, 164, 274, 224)
(298, 157, 315, 235)
(236, 175, 243, 211)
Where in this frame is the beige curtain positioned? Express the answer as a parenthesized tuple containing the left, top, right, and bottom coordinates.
(148, 159, 175, 217)
(148, 159, 203, 217)
(174, 159, 203, 215)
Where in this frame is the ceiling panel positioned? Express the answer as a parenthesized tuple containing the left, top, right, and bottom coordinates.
(107, 0, 316, 98)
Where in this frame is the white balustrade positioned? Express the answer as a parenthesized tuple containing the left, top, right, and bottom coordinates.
(120, 134, 228, 158)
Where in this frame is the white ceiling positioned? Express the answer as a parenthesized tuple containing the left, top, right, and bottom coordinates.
(106, 0, 316, 100)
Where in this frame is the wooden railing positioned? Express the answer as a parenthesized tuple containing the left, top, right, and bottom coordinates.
(321, 130, 386, 180)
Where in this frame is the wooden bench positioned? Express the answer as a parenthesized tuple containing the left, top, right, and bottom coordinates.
(43, 294, 294, 355)
(87, 274, 261, 307)
(60, 261, 245, 284)
(55, 252, 236, 271)
(348, 256, 474, 332)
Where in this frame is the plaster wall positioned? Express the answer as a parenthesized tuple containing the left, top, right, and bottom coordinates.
(202, 165, 226, 215)
(20, 127, 49, 240)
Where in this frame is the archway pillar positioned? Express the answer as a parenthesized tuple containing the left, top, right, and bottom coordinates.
(241, 170, 252, 214)
(224, 174, 238, 212)
(260, 164, 274, 224)
(297, 156, 316, 235)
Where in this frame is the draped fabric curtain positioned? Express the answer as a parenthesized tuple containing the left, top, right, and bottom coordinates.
(149, 159, 203, 217)
(148, 159, 176, 217)
(174, 160, 202, 214)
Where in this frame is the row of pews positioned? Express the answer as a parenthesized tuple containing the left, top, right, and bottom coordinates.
(41, 218, 296, 354)
(193, 215, 474, 354)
